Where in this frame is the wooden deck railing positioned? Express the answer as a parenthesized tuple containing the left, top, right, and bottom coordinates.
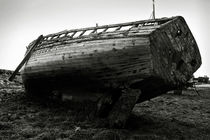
(42, 17, 174, 41)
(25, 17, 176, 51)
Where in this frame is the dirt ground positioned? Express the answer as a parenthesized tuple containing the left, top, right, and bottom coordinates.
(0, 69, 209, 140)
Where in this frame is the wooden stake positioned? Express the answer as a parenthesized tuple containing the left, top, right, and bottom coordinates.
(153, 0, 156, 19)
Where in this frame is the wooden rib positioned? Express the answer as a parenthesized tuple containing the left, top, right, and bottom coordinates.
(102, 28, 108, 33)
(115, 26, 122, 31)
(79, 30, 86, 37)
(70, 31, 77, 38)
(91, 29, 97, 34)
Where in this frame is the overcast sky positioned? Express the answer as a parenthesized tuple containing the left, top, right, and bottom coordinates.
(0, 0, 209, 77)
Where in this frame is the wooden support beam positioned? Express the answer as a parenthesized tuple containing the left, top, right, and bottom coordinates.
(9, 35, 43, 81)
(108, 88, 141, 128)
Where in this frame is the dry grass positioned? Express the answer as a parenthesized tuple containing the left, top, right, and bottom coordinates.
(0, 70, 209, 139)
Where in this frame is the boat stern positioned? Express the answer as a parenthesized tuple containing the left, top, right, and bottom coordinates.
(150, 16, 202, 86)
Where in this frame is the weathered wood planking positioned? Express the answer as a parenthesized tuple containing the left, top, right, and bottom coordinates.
(22, 36, 152, 89)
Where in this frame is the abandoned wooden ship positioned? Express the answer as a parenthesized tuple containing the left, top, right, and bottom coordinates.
(13, 16, 201, 127)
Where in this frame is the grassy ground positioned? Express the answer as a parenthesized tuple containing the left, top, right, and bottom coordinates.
(0, 70, 209, 140)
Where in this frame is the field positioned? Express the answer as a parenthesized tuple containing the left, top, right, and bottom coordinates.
(0, 70, 209, 139)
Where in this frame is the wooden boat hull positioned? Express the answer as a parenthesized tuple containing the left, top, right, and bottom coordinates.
(21, 16, 201, 103)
